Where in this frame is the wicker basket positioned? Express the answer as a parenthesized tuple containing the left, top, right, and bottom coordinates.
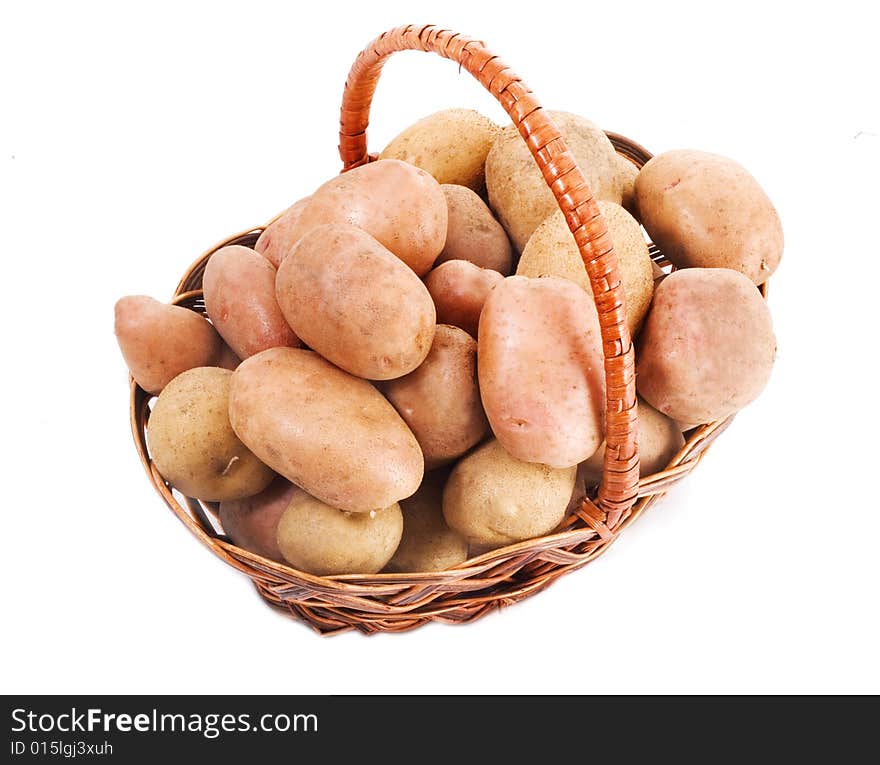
(130, 25, 766, 635)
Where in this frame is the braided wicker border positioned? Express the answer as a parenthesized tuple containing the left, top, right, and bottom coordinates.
(129, 26, 766, 635)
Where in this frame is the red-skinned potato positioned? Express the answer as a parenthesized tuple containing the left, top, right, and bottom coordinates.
(290, 159, 447, 276)
(254, 196, 311, 268)
(381, 325, 489, 469)
(219, 477, 298, 562)
(203, 245, 300, 360)
(436, 184, 513, 275)
(424, 260, 503, 339)
(228, 347, 424, 513)
(114, 295, 225, 395)
(277, 223, 436, 380)
(478, 276, 605, 468)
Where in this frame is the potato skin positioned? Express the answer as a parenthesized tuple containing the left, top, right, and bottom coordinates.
(277, 223, 436, 380)
(485, 111, 628, 251)
(228, 347, 424, 513)
(385, 471, 468, 573)
(254, 196, 311, 268)
(517, 202, 654, 334)
(636, 268, 776, 423)
(147, 367, 275, 502)
(203, 245, 300, 359)
(443, 440, 576, 549)
(378, 109, 500, 194)
(381, 325, 489, 469)
(478, 276, 605, 468)
(436, 185, 512, 275)
(634, 149, 783, 284)
(424, 260, 503, 339)
(219, 477, 298, 562)
(114, 295, 225, 395)
(276, 494, 403, 576)
(290, 159, 447, 276)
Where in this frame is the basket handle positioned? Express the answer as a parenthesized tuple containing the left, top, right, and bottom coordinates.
(338, 24, 638, 526)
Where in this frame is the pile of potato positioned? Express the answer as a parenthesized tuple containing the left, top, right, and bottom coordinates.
(116, 108, 781, 576)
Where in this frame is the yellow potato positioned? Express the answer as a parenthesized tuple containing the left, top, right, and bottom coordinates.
(290, 159, 447, 276)
(634, 149, 783, 284)
(147, 367, 275, 502)
(254, 196, 311, 268)
(517, 201, 654, 334)
(228, 347, 424, 513)
(381, 325, 488, 469)
(424, 260, 504, 339)
(637, 268, 776, 423)
(478, 276, 605, 468)
(378, 109, 500, 194)
(276, 494, 403, 576)
(436, 184, 512, 274)
(443, 440, 576, 549)
(219, 478, 298, 562)
(277, 223, 436, 380)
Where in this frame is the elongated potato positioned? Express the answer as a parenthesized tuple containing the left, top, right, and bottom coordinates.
(478, 276, 605, 468)
(443, 440, 576, 549)
(203, 245, 299, 359)
(634, 149, 783, 284)
(219, 477, 298, 562)
(381, 325, 489, 469)
(436, 185, 512, 274)
(115, 295, 225, 395)
(424, 260, 503, 338)
(254, 196, 311, 268)
(290, 159, 447, 276)
(277, 223, 436, 380)
(229, 348, 424, 512)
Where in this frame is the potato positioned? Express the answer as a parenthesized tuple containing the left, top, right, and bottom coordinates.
(485, 111, 630, 252)
(229, 347, 423, 513)
(277, 224, 436, 380)
(517, 202, 654, 334)
(634, 149, 783, 284)
(578, 398, 685, 486)
(443, 440, 575, 549)
(276, 494, 403, 576)
(385, 471, 468, 573)
(378, 109, 500, 194)
(290, 159, 447, 276)
(219, 477, 298, 561)
(147, 367, 275, 501)
(616, 155, 639, 214)
(115, 295, 226, 394)
(636, 268, 776, 423)
(478, 276, 605, 468)
(254, 196, 311, 268)
(435, 185, 512, 274)
(424, 260, 503, 339)
(381, 325, 488, 469)
(203, 245, 300, 359)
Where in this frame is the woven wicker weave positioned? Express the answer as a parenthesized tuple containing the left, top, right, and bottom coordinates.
(129, 25, 765, 635)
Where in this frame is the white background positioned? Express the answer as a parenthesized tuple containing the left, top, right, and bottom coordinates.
(2, 0, 878, 694)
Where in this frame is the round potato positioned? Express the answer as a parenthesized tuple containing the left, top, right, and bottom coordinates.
(147, 367, 275, 501)
(478, 276, 605, 469)
(229, 347, 424, 513)
(254, 196, 311, 268)
(203, 245, 300, 359)
(634, 149, 783, 284)
(277, 223, 436, 380)
(578, 398, 685, 486)
(381, 325, 489, 469)
(114, 295, 226, 395)
(424, 260, 503, 339)
(385, 471, 468, 573)
(219, 478, 298, 562)
(290, 159, 447, 276)
(517, 202, 654, 334)
(276, 494, 403, 576)
(443, 440, 576, 549)
(435, 184, 512, 274)
(616, 154, 640, 214)
(485, 111, 629, 252)
(637, 268, 776, 423)
(378, 109, 500, 194)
